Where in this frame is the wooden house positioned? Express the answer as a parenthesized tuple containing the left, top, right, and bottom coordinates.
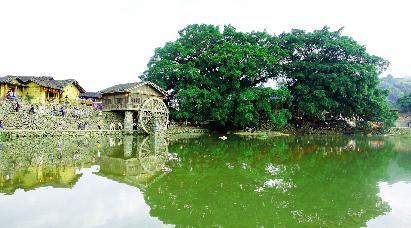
(99, 81, 169, 133)
(0, 75, 85, 103)
(79, 92, 102, 106)
(100, 81, 167, 111)
(79, 92, 102, 102)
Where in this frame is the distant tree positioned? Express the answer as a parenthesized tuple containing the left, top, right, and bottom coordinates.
(279, 27, 396, 125)
(397, 94, 411, 113)
(141, 24, 291, 129)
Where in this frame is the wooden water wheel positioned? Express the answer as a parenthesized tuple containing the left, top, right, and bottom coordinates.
(138, 136, 168, 172)
(138, 97, 169, 134)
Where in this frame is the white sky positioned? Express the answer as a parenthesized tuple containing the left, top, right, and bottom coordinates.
(0, 0, 410, 92)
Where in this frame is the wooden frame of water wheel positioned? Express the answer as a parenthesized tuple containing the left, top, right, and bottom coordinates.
(138, 136, 169, 172)
(138, 97, 169, 134)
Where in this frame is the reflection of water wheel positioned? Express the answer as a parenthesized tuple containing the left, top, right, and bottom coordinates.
(139, 97, 169, 134)
(138, 137, 168, 172)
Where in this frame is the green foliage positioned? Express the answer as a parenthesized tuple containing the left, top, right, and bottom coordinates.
(396, 93, 411, 113)
(143, 24, 395, 130)
(271, 108, 292, 129)
(280, 27, 391, 124)
(142, 24, 290, 129)
(234, 87, 292, 128)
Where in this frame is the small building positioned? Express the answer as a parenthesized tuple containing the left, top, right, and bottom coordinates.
(79, 92, 102, 102)
(99, 81, 169, 134)
(395, 115, 411, 128)
(79, 92, 102, 107)
(100, 81, 166, 110)
(0, 75, 85, 103)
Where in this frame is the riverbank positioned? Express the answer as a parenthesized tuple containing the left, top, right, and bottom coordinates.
(0, 123, 209, 139)
(233, 127, 411, 138)
(0, 129, 124, 139)
(1, 123, 408, 139)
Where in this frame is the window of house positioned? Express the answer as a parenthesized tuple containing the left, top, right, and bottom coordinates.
(132, 97, 141, 103)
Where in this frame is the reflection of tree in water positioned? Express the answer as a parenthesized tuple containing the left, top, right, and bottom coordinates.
(0, 137, 103, 194)
(144, 135, 411, 227)
(97, 136, 169, 191)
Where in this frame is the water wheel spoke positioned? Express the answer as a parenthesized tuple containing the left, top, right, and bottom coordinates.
(138, 97, 169, 134)
(138, 137, 169, 172)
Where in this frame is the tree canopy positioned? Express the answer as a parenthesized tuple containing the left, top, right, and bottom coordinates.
(141, 24, 291, 128)
(141, 24, 396, 129)
(280, 27, 392, 122)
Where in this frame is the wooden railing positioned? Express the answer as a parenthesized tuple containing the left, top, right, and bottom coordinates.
(103, 103, 142, 111)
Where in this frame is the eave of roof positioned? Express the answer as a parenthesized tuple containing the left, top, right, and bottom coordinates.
(0, 75, 86, 92)
(80, 92, 102, 98)
(99, 81, 167, 96)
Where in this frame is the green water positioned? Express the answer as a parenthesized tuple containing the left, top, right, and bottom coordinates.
(0, 135, 410, 227)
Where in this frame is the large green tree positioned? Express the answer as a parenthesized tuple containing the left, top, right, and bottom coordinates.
(142, 24, 396, 130)
(280, 27, 395, 124)
(141, 24, 291, 128)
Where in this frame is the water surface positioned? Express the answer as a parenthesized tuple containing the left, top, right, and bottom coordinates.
(0, 134, 410, 227)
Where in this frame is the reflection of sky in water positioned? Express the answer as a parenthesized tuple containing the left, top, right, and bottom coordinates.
(0, 166, 170, 228)
(367, 182, 411, 227)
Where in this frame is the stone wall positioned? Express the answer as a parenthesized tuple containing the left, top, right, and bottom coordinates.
(387, 127, 411, 136)
(0, 100, 123, 131)
(0, 100, 210, 136)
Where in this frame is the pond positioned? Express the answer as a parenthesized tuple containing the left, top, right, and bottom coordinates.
(0, 134, 410, 227)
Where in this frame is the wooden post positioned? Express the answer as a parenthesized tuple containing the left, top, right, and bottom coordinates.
(124, 111, 133, 134)
(123, 135, 133, 158)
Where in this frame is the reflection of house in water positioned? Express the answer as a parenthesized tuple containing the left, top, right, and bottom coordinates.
(0, 166, 81, 195)
(0, 135, 170, 194)
(97, 136, 169, 191)
(369, 140, 384, 149)
(0, 137, 103, 194)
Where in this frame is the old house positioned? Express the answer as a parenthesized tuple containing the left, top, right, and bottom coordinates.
(0, 75, 85, 103)
(100, 81, 169, 133)
(79, 92, 102, 107)
(79, 92, 102, 102)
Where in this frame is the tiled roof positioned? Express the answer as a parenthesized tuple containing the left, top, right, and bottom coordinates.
(80, 92, 102, 99)
(99, 82, 143, 93)
(99, 81, 167, 96)
(0, 75, 85, 92)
